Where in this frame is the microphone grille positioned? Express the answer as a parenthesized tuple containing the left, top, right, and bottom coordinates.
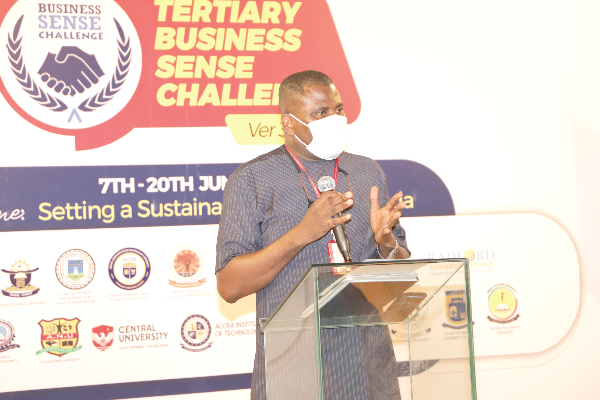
(317, 176, 335, 192)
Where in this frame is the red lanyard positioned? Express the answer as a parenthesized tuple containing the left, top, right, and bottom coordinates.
(285, 144, 338, 197)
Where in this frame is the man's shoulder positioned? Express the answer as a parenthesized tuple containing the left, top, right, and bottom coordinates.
(340, 151, 381, 171)
(340, 151, 374, 162)
(227, 146, 289, 185)
(233, 146, 287, 172)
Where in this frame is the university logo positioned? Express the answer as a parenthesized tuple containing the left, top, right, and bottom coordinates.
(91, 325, 114, 351)
(180, 314, 212, 352)
(1, 260, 40, 297)
(36, 317, 82, 357)
(426, 249, 495, 268)
(443, 290, 468, 329)
(0, 0, 142, 130)
(108, 248, 151, 290)
(55, 249, 96, 290)
(168, 245, 207, 288)
(487, 284, 520, 324)
(0, 320, 20, 352)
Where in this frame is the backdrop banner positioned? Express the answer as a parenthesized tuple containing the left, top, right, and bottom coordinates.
(0, 0, 596, 399)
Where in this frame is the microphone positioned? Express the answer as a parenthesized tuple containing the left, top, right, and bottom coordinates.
(317, 176, 352, 262)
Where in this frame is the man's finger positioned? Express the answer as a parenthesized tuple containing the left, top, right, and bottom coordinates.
(328, 198, 353, 217)
(313, 191, 340, 207)
(370, 186, 379, 213)
(330, 214, 351, 227)
(385, 191, 403, 212)
(387, 211, 403, 227)
(319, 191, 350, 207)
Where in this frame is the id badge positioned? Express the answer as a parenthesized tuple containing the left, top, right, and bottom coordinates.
(328, 239, 352, 276)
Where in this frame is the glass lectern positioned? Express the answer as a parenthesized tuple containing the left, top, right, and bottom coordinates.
(259, 259, 476, 400)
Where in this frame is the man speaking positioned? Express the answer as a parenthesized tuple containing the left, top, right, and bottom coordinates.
(216, 70, 410, 399)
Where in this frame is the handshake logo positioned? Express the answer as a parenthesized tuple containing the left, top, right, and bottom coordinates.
(0, 0, 141, 132)
(38, 46, 105, 97)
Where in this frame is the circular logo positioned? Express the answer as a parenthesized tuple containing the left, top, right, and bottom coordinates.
(108, 248, 150, 290)
(55, 249, 96, 289)
(168, 245, 205, 283)
(181, 314, 211, 348)
(0, 320, 16, 346)
(0, 0, 142, 129)
(488, 285, 518, 321)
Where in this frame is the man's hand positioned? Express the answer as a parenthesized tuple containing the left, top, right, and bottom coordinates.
(295, 191, 353, 245)
(370, 187, 405, 250)
(217, 190, 354, 303)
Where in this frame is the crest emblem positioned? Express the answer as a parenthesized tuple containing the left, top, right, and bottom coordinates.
(180, 315, 212, 352)
(55, 249, 95, 290)
(123, 262, 137, 279)
(487, 284, 520, 324)
(36, 318, 81, 357)
(109, 248, 151, 290)
(1, 260, 40, 297)
(0, 320, 20, 352)
(443, 290, 468, 329)
(68, 260, 84, 281)
(92, 325, 114, 351)
(168, 245, 207, 288)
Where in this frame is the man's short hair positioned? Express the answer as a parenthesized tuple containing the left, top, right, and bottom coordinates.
(279, 70, 334, 113)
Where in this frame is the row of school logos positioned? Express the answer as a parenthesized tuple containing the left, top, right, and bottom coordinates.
(3, 247, 496, 297)
(1, 245, 207, 297)
(390, 284, 520, 340)
(0, 315, 256, 358)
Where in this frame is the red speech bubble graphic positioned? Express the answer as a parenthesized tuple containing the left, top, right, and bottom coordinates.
(0, 0, 360, 150)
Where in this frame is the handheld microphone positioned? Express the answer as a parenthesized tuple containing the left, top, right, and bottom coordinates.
(317, 176, 352, 262)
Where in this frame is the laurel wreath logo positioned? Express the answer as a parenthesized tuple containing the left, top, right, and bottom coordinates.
(7, 15, 67, 112)
(78, 19, 131, 112)
(6, 16, 131, 114)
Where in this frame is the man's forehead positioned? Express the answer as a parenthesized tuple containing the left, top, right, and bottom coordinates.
(302, 83, 339, 98)
(293, 83, 341, 110)
(282, 82, 341, 115)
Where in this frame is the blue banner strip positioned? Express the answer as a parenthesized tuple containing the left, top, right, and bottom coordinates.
(0, 360, 442, 399)
(0, 160, 454, 232)
(0, 373, 253, 400)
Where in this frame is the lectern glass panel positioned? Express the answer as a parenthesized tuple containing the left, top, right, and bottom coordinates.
(260, 259, 476, 400)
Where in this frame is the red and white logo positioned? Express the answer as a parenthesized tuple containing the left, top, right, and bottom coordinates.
(91, 325, 114, 351)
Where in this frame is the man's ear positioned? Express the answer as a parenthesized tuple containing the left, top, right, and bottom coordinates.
(281, 114, 295, 137)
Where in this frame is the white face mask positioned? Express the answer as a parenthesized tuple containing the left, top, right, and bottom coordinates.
(289, 114, 348, 160)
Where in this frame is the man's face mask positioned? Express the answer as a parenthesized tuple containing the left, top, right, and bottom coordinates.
(289, 114, 348, 160)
